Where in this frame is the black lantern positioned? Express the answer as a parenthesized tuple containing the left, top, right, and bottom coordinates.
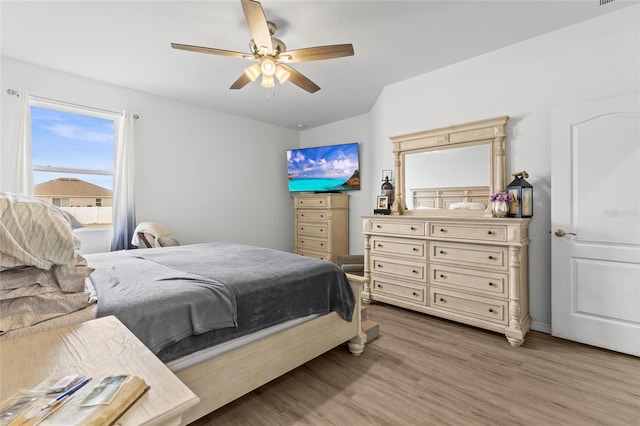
(381, 175, 395, 207)
(506, 171, 533, 218)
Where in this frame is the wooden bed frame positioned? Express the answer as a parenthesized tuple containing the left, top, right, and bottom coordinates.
(175, 275, 366, 425)
(410, 186, 490, 210)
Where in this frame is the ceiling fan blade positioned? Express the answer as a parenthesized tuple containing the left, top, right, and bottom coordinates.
(241, 0, 273, 55)
(230, 73, 252, 90)
(278, 64, 320, 93)
(279, 44, 354, 63)
(171, 43, 250, 59)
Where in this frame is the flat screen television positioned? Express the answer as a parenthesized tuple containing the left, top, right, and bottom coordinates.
(287, 142, 360, 193)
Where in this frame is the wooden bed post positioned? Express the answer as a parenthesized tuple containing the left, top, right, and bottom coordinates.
(347, 273, 367, 355)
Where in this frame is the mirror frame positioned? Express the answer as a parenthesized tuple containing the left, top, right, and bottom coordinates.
(390, 115, 509, 216)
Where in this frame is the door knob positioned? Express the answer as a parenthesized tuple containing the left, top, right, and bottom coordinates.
(554, 229, 566, 237)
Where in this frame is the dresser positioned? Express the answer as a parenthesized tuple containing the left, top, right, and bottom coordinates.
(362, 215, 531, 346)
(293, 193, 349, 263)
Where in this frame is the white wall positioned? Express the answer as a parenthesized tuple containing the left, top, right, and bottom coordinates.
(1, 57, 299, 252)
(298, 6, 639, 332)
(299, 113, 371, 254)
(2, 5, 637, 332)
(367, 6, 640, 332)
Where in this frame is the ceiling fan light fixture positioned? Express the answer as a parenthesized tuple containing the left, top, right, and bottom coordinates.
(275, 65, 290, 84)
(261, 74, 275, 88)
(244, 63, 261, 81)
(260, 57, 276, 76)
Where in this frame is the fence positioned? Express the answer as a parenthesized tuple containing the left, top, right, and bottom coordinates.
(61, 206, 112, 225)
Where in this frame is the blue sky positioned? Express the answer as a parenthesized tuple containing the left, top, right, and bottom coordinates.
(31, 106, 114, 190)
(287, 143, 359, 179)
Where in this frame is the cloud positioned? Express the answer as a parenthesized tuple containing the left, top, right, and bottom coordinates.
(42, 123, 113, 144)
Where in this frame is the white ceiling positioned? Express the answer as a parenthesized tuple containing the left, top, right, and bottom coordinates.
(1, 1, 636, 129)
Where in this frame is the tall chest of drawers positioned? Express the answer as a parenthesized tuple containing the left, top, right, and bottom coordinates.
(363, 215, 531, 346)
(293, 193, 349, 263)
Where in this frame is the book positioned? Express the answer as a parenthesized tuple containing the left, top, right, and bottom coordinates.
(0, 375, 149, 426)
(45, 375, 149, 426)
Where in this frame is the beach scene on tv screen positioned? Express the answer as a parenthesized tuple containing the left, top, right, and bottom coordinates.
(287, 143, 360, 192)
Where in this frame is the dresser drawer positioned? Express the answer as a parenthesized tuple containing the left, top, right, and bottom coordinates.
(296, 196, 331, 208)
(370, 255, 426, 282)
(372, 277, 426, 304)
(297, 209, 329, 221)
(297, 237, 328, 251)
(297, 250, 329, 261)
(368, 220, 426, 236)
(429, 223, 507, 242)
(297, 223, 327, 237)
(430, 287, 508, 325)
(430, 264, 508, 297)
(430, 242, 508, 271)
(370, 236, 426, 259)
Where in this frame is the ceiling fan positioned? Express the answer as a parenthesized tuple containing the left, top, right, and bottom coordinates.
(171, 0, 354, 93)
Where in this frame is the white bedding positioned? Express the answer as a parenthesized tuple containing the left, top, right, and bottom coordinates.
(0, 192, 80, 270)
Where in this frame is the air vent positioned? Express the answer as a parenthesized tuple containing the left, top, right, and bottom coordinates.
(599, 0, 616, 5)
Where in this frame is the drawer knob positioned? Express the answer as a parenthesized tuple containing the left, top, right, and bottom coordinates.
(410, 226, 417, 231)
(488, 282, 494, 287)
(412, 270, 418, 274)
(440, 228, 446, 232)
(301, 227, 304, 230)
(320, 243, 324, 247)
(440, 274, 446, 279)
(378, 284, 383, 289)
(301, 240, 304, 243)
(487, 230, 493, 235)
(378, 244, 383, 248)
(412, 248, 418, 252)
(439, 298, 446, 302)
(488, 255, 494, 260)
(412, 292, 418, 296)
(376, 225, 382, 229)
(377, 264, 383, 268)
(489, 308, 494, 313)
(439, 250, 446, 255)
(320, 215, 324, 218)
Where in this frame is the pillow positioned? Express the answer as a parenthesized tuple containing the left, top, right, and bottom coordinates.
(0, 193, 77, 270)
(448, 201, 487, 210)
(54, 207, 84, 230)
(158, 236, 180, 247)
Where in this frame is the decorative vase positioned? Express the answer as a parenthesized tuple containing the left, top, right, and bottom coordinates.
(492, 201, 508, 218)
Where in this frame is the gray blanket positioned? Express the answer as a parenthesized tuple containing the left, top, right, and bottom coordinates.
(87, 242, 354, 358)
(87, 247, 237, 353)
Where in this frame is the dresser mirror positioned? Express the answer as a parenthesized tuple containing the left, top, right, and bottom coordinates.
(390, 116, 509, 216)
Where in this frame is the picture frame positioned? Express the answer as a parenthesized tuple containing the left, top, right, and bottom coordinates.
(377, 195, 389, 209)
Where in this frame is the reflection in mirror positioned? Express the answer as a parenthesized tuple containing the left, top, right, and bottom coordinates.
(390, 115, 508, 216)
(404, 144, 489, 209)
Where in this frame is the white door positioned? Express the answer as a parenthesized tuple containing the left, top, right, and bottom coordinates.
(551, 93, 640, 356)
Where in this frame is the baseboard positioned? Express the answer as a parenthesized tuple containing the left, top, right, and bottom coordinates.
(531, 321, 551, 334)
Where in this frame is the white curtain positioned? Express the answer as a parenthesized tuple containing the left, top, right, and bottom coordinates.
(111, 110, 136, 251)
(7, 89, 33, 195)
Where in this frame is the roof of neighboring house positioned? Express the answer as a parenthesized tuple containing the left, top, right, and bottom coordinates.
(33, 178, 112, 197)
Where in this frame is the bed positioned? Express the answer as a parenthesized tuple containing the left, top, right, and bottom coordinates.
(409, 185, 490, 211)
(0, 193, 366, 425)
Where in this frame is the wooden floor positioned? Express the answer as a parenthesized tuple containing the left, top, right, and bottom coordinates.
(189, 303, 640, 426)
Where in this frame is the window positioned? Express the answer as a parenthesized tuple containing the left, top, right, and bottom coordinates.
(30, 102, 116, 226)
(52, 198, 70, 207)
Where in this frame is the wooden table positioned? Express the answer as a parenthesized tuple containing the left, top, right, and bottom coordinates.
(0, 316, 199, 425)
